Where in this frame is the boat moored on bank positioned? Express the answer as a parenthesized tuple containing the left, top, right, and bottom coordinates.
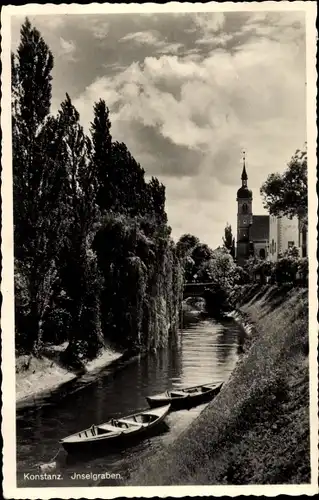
(60, 404, 170, 454)
(146, 382, 223, 410)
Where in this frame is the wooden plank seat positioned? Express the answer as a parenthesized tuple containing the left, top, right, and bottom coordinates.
(117, 419, 143, 429)
(170, 391, 188, 397)
(96, 423, 122, 434)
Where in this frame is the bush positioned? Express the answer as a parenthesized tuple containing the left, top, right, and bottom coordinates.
(297, 257, 308, 286)
(274, 257, 298, 284)
(234, 266, 251, 285)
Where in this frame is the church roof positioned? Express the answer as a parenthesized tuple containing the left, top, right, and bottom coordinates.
(250, 215, 269, 241)
(241, 163, 248, 180)
(237, 186, 252, 199)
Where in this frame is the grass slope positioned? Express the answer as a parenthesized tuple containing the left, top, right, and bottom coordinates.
(128, 285, 310, 485)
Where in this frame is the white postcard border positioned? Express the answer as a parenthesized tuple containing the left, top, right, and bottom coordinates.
(1, 2, 318, 498)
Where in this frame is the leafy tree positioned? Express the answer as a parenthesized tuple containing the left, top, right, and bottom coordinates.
(90, 99, 112, 211)
(12, 18, 65, 351)
(183, 255, 195, 282)
(12, 19, 183, 359)
(176, 234, 200, 259)
(223, 223, 235, 258)
(147, 176, 167, 224)
(197, 249, 236, 288)
(54, 94, 103, 357)
(260, 148, 307, 226)
(191, 243, 214, 269)
(107, 140, 150, 217)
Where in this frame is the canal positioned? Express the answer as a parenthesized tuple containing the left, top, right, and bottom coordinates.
(16, 310, 244, 487)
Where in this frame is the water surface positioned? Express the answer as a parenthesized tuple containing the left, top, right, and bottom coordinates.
(16, 313, 242, 487)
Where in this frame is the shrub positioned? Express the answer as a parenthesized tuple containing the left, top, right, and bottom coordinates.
(297, 257, 308, 286)
(274, 257, 298, 284)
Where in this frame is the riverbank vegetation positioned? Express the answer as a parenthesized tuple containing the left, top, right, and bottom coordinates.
(13, 19, 182, 372)
(128, 284, 310, 485)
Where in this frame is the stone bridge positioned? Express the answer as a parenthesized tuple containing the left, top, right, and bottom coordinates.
(183, 282, 216, 299)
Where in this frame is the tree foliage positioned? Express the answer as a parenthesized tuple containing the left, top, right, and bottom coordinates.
(12, 18, 63, 351)
(260, 148, 307, 226)
(191, 243, 214, 270)
(90, 99, 113, 211)
(223, 223, 235, 258)
(13, 19, 181, 360)
(197, 249, 236, 289)
(176, 234, 200, 259)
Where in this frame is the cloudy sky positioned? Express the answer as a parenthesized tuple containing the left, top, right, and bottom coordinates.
(11, 9, 306, 249)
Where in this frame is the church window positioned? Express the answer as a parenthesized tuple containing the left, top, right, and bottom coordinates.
(242, 203, 248, 214)
(259, 248, 266, 259)
(288, 241, 294, 248)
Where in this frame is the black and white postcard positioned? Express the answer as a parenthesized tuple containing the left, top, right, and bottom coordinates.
(1, 2, 318, 498)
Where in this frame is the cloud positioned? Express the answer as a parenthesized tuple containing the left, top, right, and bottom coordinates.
(156, 42, 184, 55)
(118, 30, 186, 56)
(91, 21, 109, 40)
(67, 11, 306, 248)
(119, 30, 162, 45)
(194, 12, 226, 33)
(58, 37, 77, 61)
(241, 11, 305, 44)
(102, 62, 128, 73)
(38, 15, 66, 30)
(75, 19, 305, 181)
(196, 32, 234, 47)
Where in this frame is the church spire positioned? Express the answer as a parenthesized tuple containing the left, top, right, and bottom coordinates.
(241, 150, 248, 186)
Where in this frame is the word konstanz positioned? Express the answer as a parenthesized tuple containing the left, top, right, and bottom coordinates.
(24, 473, 63, 481)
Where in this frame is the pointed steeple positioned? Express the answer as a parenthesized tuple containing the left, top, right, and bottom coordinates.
(241, 150, 248, 183)
(237, 149, 252, 200)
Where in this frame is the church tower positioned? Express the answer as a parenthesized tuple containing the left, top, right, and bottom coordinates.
(236, 152, 253, 266)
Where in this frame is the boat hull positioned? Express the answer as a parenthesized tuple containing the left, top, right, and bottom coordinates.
(146, 384, 222, 410)
(60, 405, 170, 454)
(61, 425, 157, 454)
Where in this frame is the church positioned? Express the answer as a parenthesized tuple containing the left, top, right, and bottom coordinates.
(236, 154, 306, 267)
(236, 155, 269, 267)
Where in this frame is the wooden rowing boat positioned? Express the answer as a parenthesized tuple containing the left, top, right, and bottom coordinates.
(59, 404, 170, 454)
(146, 382, 223, 410)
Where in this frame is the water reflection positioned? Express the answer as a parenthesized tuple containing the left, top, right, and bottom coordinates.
(16, 311, 242, 487)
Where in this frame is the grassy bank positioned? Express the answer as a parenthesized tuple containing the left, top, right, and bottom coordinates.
(127, 285, 310, 485)
(16, 344, 122, 407)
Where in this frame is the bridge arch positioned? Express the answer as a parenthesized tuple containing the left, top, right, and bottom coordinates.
(183, 282, 216, 299)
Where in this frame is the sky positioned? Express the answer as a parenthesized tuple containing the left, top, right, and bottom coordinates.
(11, 9, 307, 250)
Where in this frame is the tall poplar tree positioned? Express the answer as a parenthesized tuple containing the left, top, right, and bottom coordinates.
(56, 94, 103, 357)
(90, 99, 113, 211)
(12, 18, 64, 351)
(147, 177, 167, 224)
